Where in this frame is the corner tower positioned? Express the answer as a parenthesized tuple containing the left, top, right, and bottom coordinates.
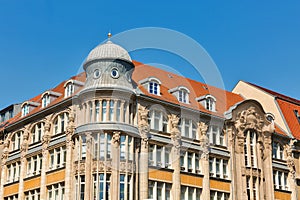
(73, 35, 139, 200)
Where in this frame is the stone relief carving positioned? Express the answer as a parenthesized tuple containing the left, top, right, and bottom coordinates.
(1, 139, 10, 166)
(42, 119, 51, 154)
(112, 131, 121, 148)
(66, 109, 76, 147)
(286, 139, 297, 178)
(235, 106, 264, 132)
(138, 105, 150, 149)
(197, 122, 209, 160)
(20, 128, 30, 159)
(168, 114, 181, 155)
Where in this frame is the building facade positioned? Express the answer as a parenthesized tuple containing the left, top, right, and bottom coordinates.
(0, 37, 299, 200)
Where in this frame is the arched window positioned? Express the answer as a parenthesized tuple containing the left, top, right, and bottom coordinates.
(65, 82, 74, 98)
(53, 113, 69, 135)
(21, 104, 29, 117)
(31, 123, 45, 143)
(178, 89, 188, 103)
(244, 130, 257, 168)
(42, 94, 50, 108)
(149, 81, 160, 95)
(206, 97, 215, 111)
(11, 131, 22, 151)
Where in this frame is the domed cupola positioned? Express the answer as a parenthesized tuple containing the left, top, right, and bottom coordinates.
(81, 33, 135, 94)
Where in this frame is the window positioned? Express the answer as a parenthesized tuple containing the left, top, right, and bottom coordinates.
(11, 131, 22, 151)
(148, 144, 171, 168)
(27, 154, 42, 177)
(90, 133, 113, 161)
(102, 100, 107, 122)
(31, 122, 44, 143)
(209, 157, 229, 179)
(6, 161, 21, 183)
(109, 100, 114, 121)
(179, 89, 188, 103)
(180, 151, 201, 173)
(149, 110, 168, 132)
(42, 94, 51, 108)
(21, 104, 29, 117)
(210, 191, 229, 200)
(4, 194, 18, 200)
(76, 175, 85, 200)
(180, 118, 197, 139)
(244, 130, 257, 168)
(246, 176, 258, 200)
(148, 181, 172, 200)
(272, 142, 284, 160)
(9, 109, 13, 119)
(1, 113, 5, 122)
(205, 97, 216, 111)
(149, 81, 159, 95)
(25, 189, 40, 200)
(53, 113, 69, 135)
(47, 182, 65, 200)
(116, 101, 121, 122)
(95, 100, 100, 122)
(208, 125, 224, 146)
(274, 170, 289, 190)
(181, 186, 201, 200)
(49, 146, 66, 170)
(65, 82, 74, 98)
(120, 174, 125, 200)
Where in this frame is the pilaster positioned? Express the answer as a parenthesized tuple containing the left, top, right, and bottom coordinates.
(111, 131, 120, 200)
(198, 122, 210, 200)
(138, 105, 150, 200)
(169, 114, 181, 200)
(0, 140, 9, 200)
(84, 133, 93, 200)
(18, 128, 29, 200)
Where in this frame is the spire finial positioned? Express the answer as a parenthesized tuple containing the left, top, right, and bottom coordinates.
(107, 32, 112, 39)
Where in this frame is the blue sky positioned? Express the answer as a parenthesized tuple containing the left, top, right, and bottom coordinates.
(0, 1, 300, 109)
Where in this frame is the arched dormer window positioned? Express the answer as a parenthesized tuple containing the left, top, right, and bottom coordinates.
(139, 77, 161, 96)
(53, 112, 69, 135)
(169, 86, 190, 104)
(31, 122, 45, 143)
(21, 104, 29, 117)
(196, 94, 216, 112)
(21, 101, 40, 117)
(11, 131, 23, 151)
(41, 91, 61, 108)
(64, 79, 84, 98)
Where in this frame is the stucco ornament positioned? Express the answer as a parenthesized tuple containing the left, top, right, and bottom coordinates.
(112, 131, 121, 147)
(66, 109, 76, 146)
(138, 105, 150, 148)
(197, 122, 209, 160)
(1, 139, 10, 165)
(235, 106, 264, 132)
(20, 129, 30, 159)
(168, 114, 181, 154)
(42, 119, 51, 152)
(286, 139, 297, 178)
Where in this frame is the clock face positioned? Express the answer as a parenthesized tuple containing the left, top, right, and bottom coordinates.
(93, 69, 101, 79)
(111, 68, 120, 79)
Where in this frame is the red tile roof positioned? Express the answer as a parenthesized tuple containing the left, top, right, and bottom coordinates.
(246, 82, 299, 139)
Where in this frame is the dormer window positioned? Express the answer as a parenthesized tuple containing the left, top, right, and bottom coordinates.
(294, 110, 300, 123)
(196, 94, 216, 112)
(139, 77, 161, 96)
(65, 82, 74, 98)
(41, 91, 61, 108)
(179, 89, 188, 103)
(64, 79, 84, 98)
(21, 104, 29, 117)
(42, 94, 50, 108)
(149, 81, 159, 95)
(21, 101, 40, 117)
(169, 86, 190, 104)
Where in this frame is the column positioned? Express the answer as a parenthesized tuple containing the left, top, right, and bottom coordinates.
(18, 129, 30, 200)
(138, 105, 150, 200)
(84, 133, 93, 200)
(169, 114, 181, 200)
(65, 110, 75, 199)
(111, 131, 120, 200)
(262, 131, 274, 200)
(40, 121, 51, 200)
(198, 122, 210, 200)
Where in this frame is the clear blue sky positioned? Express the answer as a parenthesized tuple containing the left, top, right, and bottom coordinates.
(1, 1, 300, 109)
